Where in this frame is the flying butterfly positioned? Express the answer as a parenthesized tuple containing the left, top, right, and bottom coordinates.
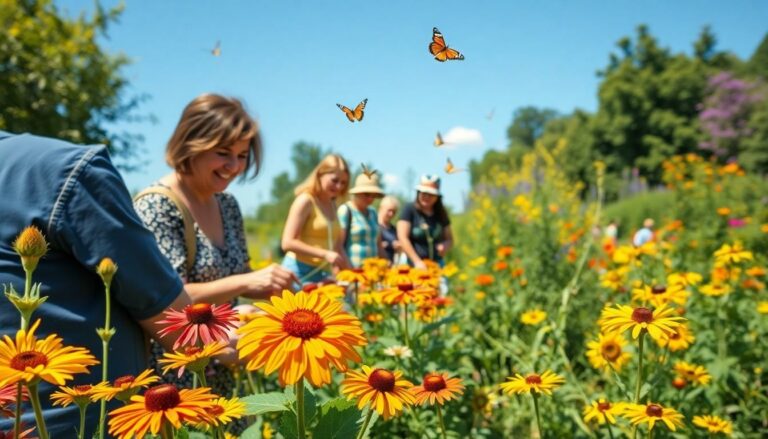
(211, 40, 221, 57)
(434, 131, 445, 147)
(486, 108, 495, 121)
(336, 98, 368, 123)
(445, 157, 465, 174)
(360, 163, 377, 179)
(429, 27, 465, 62)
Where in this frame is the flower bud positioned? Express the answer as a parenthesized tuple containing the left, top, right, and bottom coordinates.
(96, 258, 118, 286)
(13, 226, 48, 273)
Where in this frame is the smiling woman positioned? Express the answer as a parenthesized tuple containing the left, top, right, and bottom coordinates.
(131, 94, 298, 426)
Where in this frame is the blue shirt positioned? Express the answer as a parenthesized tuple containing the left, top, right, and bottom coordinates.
(0, 132, 183, 437)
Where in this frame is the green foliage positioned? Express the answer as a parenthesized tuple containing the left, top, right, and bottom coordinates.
(241, 392, 292, 416)
(314, 399, 373, 439)
(747, 32, 768, 79)
(602, 191, 678, 238)
(0, 0, 148, 169)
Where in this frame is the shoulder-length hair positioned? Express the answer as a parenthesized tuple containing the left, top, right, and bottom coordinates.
(415, 191, 450, 224)
(294, 154, 350, 197)
(165, 93, 262, 180)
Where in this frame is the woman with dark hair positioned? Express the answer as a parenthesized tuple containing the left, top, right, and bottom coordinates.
(396, 174, 453, 269)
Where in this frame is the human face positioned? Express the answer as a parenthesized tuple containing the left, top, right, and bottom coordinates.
(381, 203, 398, 223)
(188, 138, 250, 194)
(417, 191, 439, 209)
(319, 170, 348, 199)
(354, 193, 377, 208)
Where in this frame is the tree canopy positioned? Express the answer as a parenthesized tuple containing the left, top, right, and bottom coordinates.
(0, 0, 147, 169)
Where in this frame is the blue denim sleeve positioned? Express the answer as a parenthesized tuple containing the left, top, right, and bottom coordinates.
(52, 147, 183, 320)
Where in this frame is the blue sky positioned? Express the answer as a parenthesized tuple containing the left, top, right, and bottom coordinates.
(59, 0, 767, 215)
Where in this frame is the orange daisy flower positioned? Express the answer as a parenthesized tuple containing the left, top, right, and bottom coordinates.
(107, 384, 215, 439)
(500, 370, 565, 396)
(192, 396, 246, 430)
(411, 372, 465, 406)
(341, 366, 415, 419)
(237, 290, 366, 387)
(157, 302, 238, 350)
(91, 369, 160, 402)
(159, 342, 228, 378)
(380, 283, 434, 305)
(0, 383, 28, 417)
(599, 304, 685, 341)
(0, 319, 98, 387)
(337, 269, 368, 285)
(50, 384, 103, 408)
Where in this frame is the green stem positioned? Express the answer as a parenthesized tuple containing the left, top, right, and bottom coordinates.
(245, 370, 257, 394)
(28, 384, 49, 439)
(13, 383, 23, 439)
(634, 331, 646, 404)
(160, 420, 174, 439)
(532, 393, 543, 439)
(296, 379, 306, 439)
(197, 370, 208, 388)
(355, 408, 375, 439)
(436, 404, 448, 439)
(647, 425, 653, 439)
(403, 304, 410, 349)
(99, 282, 113, 439)
(78, 404, 87, 439)
(607, 423, 615, 439)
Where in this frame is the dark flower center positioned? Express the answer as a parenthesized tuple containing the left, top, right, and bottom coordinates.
(398, 268, 410, 274)
(631, 307, 654, 323)
(282, 310, 325, 339)
(645, 404, 663, 417)
(368, 369, 395, 392)
(184, 346, 202, 356)
(423, 373, 447, 392)
(525, 374, 542, 385)
(669, 330, 681, 340)
(601, 342, 621, 361)
(185, 303, 213, 324)
(144, 384, 180, 412)
(210, 405, 225, 416)
(651, 285, 667, 295)
(302, 283, 318, 293)
(397, 283, 414, 292)
(113, 375, 135, 388)
(73, 385, 92, 393)
(10, 351, 48, 371)
(597, 401, 611, 411)
(352, 268, 364, 274)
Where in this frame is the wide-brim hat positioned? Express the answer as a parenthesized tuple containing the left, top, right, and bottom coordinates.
(348, 173, 384, 196)
(415, 174, 441, 196)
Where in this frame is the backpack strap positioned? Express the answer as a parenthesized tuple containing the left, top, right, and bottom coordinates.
(342, 202, 353, 249)
(134, 186, 197, 274)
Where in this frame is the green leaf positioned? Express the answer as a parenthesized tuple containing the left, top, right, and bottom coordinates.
(314, 398, 362, 439)
(284, 383, 317, 423)
(241, 392, 292, 416)
(419, 315, 459, 336)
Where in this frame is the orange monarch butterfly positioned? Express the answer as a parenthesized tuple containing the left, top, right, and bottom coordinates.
(429, 27, 464, 62)
(434, 131, 445, 147)
(336, 99, 368, 122)
(360, 163, 377, 179)
(445, 157, 465, 174)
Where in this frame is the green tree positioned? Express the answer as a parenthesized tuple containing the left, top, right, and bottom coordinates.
(0, 0, 147, 169)
(592, 25, 738, 185)
(746, 33, 768, 79)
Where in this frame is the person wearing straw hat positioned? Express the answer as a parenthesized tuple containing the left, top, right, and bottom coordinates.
(397, 174, 453, 269)
(338, 173, 385, 268)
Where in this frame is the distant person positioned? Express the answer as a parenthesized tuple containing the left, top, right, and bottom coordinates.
(397, 175, 453, 269)
(632, 218, 655, 247)
(0, 130, 199, 437)
(604, 219, 619, 243)
(281, 154, 351, 283)
(133, 94, 296, 399)
(378, 196, 402, 264)
(338, 173, 384, 268)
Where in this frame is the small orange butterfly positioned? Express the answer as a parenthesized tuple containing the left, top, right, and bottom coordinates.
(360, 163, 377, 179)
(336, 99, 368, 123)
(211, 40, 221, 57)
(445, 157, 465, 174)
(429, 27, 464, 62)
(434, 131, 445, 147)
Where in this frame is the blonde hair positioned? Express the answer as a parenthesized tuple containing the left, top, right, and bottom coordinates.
(379, 195, 400, 211)
(166, 94, 262, 180)
(294, 154, 350, 197)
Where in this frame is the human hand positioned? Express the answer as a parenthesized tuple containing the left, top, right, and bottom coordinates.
(392, 240, 402, 251)
(243, 263, 299, 298)
(436, 243, 446, 257)
(414, 259, 427, 270)
(324, 250, 343, 267)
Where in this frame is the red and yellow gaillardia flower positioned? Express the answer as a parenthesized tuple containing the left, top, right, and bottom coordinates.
(0, 319, 98, 387)
(50, 384, 104, 408)
(159, 342, 228, 377)
(192, 396, 246, 430)
(599, 304, 684, 342)
(622, 402, 684, 432)
(585, 332, 632, 372)
(692, 414, 733, 436)
(336, 269, 368, 285)
(411, 372, 465, 406)
(500, 370, 565, 396)
(108, 384, 215, 439)
(238, 290, 366, 387)
(341, 366, 415, 419)
(157, 302, 239, 350)
(91, 369, 160, 402)
(582, 399, 625, 425)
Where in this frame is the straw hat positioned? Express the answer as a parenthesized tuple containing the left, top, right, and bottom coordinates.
(415, 174, 441, 196)
(348, 173, 384, 196)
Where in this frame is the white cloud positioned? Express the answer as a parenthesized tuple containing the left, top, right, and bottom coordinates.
(382, 173, 400, 189)
(442, 126, 484, 147)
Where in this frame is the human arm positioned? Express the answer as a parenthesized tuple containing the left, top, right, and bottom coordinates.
(397, 219, 426, 269)
(436, 224, 453, 257)
(183, 264, 297, 304)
